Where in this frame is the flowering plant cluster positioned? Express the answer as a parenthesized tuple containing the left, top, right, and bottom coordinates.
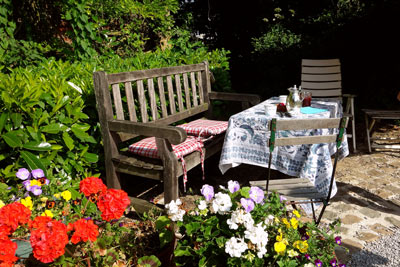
(164, 181, 346, 267)
(0, 168, 165, 267)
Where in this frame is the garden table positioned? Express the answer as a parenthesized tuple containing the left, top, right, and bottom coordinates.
(219, 97, 349, 213)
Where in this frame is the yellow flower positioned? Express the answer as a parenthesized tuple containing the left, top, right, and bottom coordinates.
(20, 196, 33, 210)
(274, 241, 286, 255)
(293, 240, 308, 253)
(53, 193, 61, 199)
(282, 218, 290, 228)
(30, 180, 41, 186)
(293, 210, 301, 218)
(276, 232, 283, 242)
(274, 217, 280, 224)
(41, 197, 48, 202)
(61, 190, 72, 201)
(282, 238, 289, 245)
(0, 200, 5, 209)
(41, 210, 54, 218)
(290, 217, 298, 229)
(287, 249, 299, 257)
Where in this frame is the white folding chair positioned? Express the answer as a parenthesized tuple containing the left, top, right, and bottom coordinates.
(301, 59, 357, 152)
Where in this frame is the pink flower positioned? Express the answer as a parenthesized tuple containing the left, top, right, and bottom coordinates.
(16, 168, 30, 180)
(201, 184, 214, 201)
(240, 198, 255, 213)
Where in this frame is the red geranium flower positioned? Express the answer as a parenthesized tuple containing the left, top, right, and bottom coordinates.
(96, 189, 130, 221)
(0, 225, 12, 240)
(0, 238, 18, 266)
(67, 218, 99, 244)
(79, 177, 107, 197)
(30, 217, 69, 263)
(0, 202, 31, 231)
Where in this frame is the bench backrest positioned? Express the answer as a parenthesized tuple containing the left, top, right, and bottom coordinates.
(93, 61, 212, 141)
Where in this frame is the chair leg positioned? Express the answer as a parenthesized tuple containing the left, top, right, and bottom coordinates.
(316, 202, 328, 225)
(364, 113, 372, 153)
(350, 98, 357, 152)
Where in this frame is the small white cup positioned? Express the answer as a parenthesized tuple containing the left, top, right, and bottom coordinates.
(279, 95, 287, 104)
(265, 104, 277, 116)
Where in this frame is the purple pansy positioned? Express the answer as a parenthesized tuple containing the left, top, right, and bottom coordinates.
(31, 169, 45, 178)
(339, 264, 346, 267)
(227, 180, 240, 193)
(305, 254, 311, 260)
(335, 236, 342, 245)
(30, 185, 42, 196)
(280, 195, 287, 202)
(240, 198, 255, 213)
(22, 180, 32, 191)
(330, 259, 337, 267)
(249, 186, 264, 204)
(16, 168, 31, 180)
(315, 259, 323, 267)
(201, 184, 214, 201)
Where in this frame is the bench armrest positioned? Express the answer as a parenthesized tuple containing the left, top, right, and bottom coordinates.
(209, 91, 261, 105)
(108, 120, 187, 145)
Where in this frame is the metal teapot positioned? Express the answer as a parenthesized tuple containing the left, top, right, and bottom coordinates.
(286, 85, 303, 113)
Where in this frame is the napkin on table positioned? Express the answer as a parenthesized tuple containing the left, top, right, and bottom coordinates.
(300, 107, 328, 114)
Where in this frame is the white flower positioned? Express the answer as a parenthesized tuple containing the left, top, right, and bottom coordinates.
(212, 192, 232, 214)
(304, 263, 314, 267)
(225, 237, 248, 258)
(264, 214, 275, 225)
(165, 199, 186, 222)
(198, 200, 207, 210)
(244, 223, 268, 248)
(257, 246, 267, 258)
(227, 208, 254, 230)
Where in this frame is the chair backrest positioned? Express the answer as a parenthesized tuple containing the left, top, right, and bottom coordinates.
(268, 117, 347, 152)
(301, 59, 342, 98)
(93, 61, 212, 142)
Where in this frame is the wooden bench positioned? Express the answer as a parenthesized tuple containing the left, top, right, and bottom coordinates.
(93, 61, 260, 211)
(362, 109, 400, 153)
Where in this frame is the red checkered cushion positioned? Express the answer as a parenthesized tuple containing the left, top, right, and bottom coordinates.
(177, 119, 228, 137)
(128, 136, 203, 159)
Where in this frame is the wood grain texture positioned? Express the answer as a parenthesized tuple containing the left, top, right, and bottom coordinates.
(137, 80, 148, 122)
(147, 78, 158, 120)
(157, 77, 168, 118)
(166, 75, 176, 114)
(112, 83, 124, 120)
(124, 82, 137, 122)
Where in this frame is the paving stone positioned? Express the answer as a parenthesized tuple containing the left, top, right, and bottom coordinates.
(369, 223, 394, 236)
(334, 203, 353, 213)
(384, 216, 400, 228)
(359, 207, 381, 218)
(321, 210, 339, 221)
(375, 189, 393, 199)
(341, 239, 363, 254)
(357, 232, 380, 242)
(339, 226, 350, 235)
(335, 246, 351, 264)
(366, 169, 382, 177)
(341, 215, 362, 225)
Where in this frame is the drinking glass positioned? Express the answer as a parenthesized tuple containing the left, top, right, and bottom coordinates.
(302, 91, 312, 107)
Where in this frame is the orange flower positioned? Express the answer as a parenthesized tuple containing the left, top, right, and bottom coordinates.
(79, 177, 107, 198)
(97, 189, 130, 221)
(68, 219, 99, 244)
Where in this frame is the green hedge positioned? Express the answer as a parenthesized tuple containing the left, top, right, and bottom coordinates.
(0, 48, 230, 186)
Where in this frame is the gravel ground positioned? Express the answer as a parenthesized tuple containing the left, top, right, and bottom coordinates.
(348, 229, 400, 267)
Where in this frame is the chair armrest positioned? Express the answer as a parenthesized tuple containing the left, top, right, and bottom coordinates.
(209, 91, 261, 105)
(108, 120, 187, 145)
(343, 94, 357, 98)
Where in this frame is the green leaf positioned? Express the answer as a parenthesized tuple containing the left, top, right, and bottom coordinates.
(23, 141, 52, 151)
(71, 123, 90, 132)
(155, 216, 171, 230)
(20, 150, 47, 176)
(174, 247, 192, 257)
(71, 128, 96, 143)
(0, 112, 8, 133)
(2, 131, 23, 148)
(10, 113, 22, 128)
(240, 186, 251, 198)
(41, 123, 68, 134)
(62, 132, 74, 150)
(83, 152, 98, 163)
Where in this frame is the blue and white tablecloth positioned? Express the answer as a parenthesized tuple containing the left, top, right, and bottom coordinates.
(219, 98, 349, 212)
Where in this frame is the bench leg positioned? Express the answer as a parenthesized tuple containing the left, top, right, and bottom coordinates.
(155, 138, 179, 205)
(364, 113, 372, 153)
(350, 97, 357, 152)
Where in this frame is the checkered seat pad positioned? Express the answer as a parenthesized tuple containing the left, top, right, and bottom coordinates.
(177, 119, 228, 137)
(128, 136, 206, 190)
